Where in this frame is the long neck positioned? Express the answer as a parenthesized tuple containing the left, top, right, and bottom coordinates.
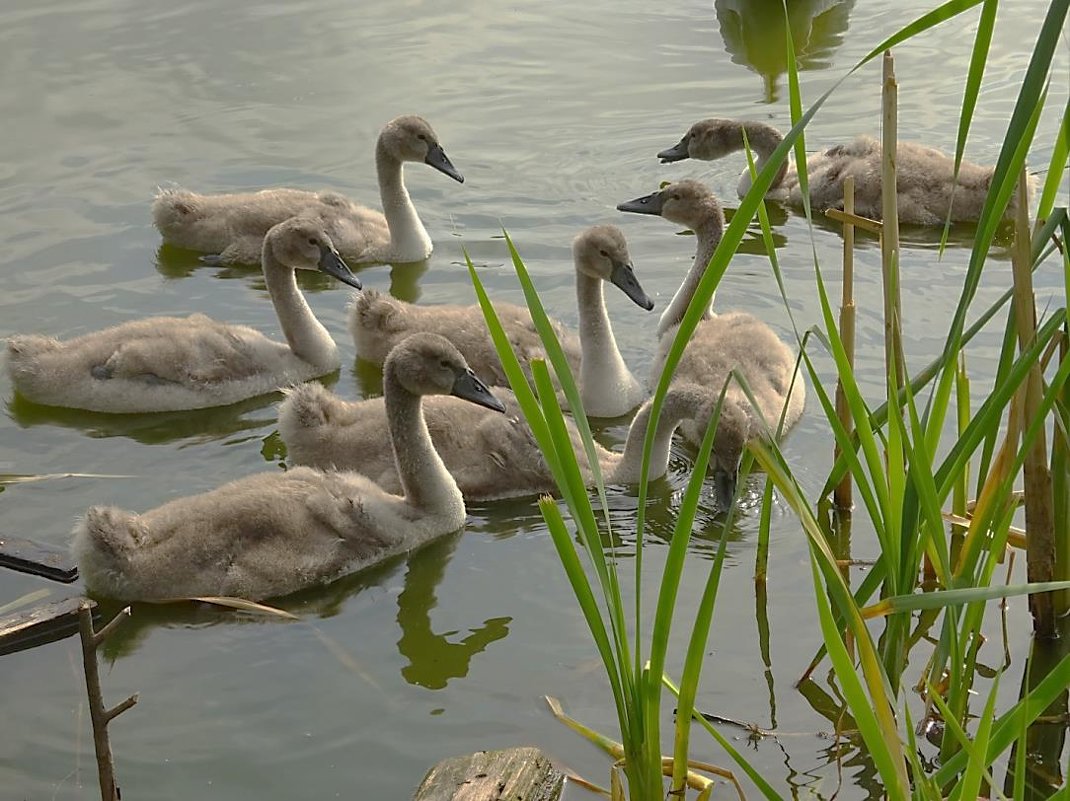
(608, 387, 707, 482)
(606, 397, 682, 484)
(384, 372, 461, 512)
(262, 250, 338, 369)
(732, 120, 790, 196)
(657, 215, 723, 337)
(577, 272, 638, 407)
(376, 141, 432, 259)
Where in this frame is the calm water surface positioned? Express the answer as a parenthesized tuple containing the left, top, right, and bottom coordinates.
(1, 0, 1067, 798)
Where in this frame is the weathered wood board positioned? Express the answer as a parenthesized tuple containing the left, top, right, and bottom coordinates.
(0, 597, 95, 655)
(0, 536, 79, 583)
(413, 747, 563, 801)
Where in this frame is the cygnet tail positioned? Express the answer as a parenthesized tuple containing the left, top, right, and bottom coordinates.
(279, 382, 337, 431)
(71, 506, 146, 596)
(349, 289, 405, 334)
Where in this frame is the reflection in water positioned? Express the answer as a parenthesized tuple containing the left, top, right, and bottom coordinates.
(5, 385, 304, 446)
(96, 532, 511, 691)
(155, 241, 373, 293)
(352, 357, 385, 399)
(155, 242, 216, 280)
(385, 259, 431, 304)
(395, 534, 511, 689)
(714, 0, 855, 103)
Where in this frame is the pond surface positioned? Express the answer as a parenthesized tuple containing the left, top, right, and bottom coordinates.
(0, 0, 1067, 798)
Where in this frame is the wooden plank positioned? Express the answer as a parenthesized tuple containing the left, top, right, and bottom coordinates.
(0, 597, 95, 656)
(0, 535, 79, 583)
(413, 747, 563, 801)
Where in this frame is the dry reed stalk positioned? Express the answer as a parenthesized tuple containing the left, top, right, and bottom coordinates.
(1056, 330, 1069, 616)
(1010, 168, 1056, 638)
(880, 50, 905, 390)
(834, 175, 857, 512)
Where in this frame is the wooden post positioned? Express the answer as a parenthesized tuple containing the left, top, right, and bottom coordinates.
(413, 747, 563, 801)
(834, 176, 857, 512)
(78, 602, 138, 801)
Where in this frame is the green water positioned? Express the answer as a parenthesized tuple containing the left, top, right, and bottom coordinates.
(0, 0, 1066, 798)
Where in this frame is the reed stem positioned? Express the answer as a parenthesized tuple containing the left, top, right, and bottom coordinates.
(881, 50, 905, 391)
(834, 175, 857, 512)
(1010, 167, 1056, 638)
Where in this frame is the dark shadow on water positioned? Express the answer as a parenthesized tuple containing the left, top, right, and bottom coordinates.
(715, 0, 856, 103)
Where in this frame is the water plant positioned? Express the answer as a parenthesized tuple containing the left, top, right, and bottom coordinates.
(472, 0, 1070, 797)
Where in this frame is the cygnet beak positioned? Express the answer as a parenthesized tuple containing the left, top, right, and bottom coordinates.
(657, 135, 691, 164)
(610, 261, 655, 311)
(425, 143, 465, 183)
(451, 368, 506, 413)
(318, 247, 362, 289)
(617, 190, 666, 216)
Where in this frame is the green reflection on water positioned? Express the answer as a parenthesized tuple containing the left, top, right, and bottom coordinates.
(715, 0, 856, 103)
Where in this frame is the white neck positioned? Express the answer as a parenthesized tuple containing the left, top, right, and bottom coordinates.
(657, 217, 723, 338)
(376, 142, 433, 261)
(731, 120, 791, 198)
(606, 389, 697, 483)
(384, 371, 462, 514)
(263, 250, 339, 370)
(577, 272, 643, 416)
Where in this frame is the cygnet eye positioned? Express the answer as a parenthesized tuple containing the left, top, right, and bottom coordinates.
(307, 237, 317, 246)
(599, 249, 609, 258)
(439, 358, 451, 369)
(418, 133, 428, 141)
(670, 194, 680, 201)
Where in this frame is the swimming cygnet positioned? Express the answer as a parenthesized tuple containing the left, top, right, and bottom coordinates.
(152, 115, 463, 265)
(278, 381, 708, 501)
(349, 224, 654, 416)
(72, 333, 505, 602)
(619, 179, 805, 505)
(6, 218, 361, 413)
(658, 117, 1033, 225)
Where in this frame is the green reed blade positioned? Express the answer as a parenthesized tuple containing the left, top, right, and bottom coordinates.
(1037, 96, 1070, 223)
(656, 384, 731, 792)
(538, 498, 633, 752)
(664, 675, 785, 801)
(939, 0, 999, 254)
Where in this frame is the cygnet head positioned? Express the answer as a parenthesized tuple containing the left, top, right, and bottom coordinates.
(616, 180, 725, 232)
(386, 332, 506, 413)
(379, 115, 464, 183)
(572, 224, 654, 311)
(657, 119, 738, 163)
(701, 395, 751, 510)
(263, 218, 362, 289)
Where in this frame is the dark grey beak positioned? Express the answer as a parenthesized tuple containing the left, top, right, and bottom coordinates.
(451, 368, 506, 413)
(609, 261, 654, 311)
(713, 468, 737, 511)
(425, 143, 465, 183)
(318, 246, 362, 289)
(617, 190, 666, 216)
(658, 135, 691, 164)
